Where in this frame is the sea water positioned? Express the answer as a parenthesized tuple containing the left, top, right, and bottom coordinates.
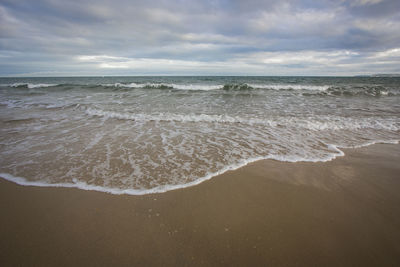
(0, 76, 399, 194)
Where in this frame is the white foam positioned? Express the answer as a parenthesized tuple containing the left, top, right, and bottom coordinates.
(109, 82, 330, 91)
(0, 146, 342, 195)
(85, 108, 275, 125)
(8, 83, 58, 89)
(338, 139, 399, 149)
(1, 140, 399, 195)
(85, 108, 399, 131)
(299, 118, 399, 131)
(172, 84, 224, 90)
(248, 84, 330, 91)
(112, 82, 143, 88)
(111, 83, 223, 90)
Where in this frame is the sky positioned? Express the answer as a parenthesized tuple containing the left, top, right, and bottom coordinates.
(0, 0, 400, 76)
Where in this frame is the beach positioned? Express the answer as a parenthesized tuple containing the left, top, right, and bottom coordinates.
(1, 0, 400, 265)
(1, 143, 399, 266)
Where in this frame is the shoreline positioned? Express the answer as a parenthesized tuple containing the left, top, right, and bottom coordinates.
(1, 143, 400, 266)
(1, 140, 398, 195)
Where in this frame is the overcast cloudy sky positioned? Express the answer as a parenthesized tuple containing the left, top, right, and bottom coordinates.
(1, 0, 399, 76)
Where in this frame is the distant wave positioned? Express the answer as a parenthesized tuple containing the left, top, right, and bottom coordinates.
(2, 82, 397, 96)
(108, 82, 331, 91)
(247, 84, 330, 91)
(3, 83, 59, 89)
(109, 82, 224, 90)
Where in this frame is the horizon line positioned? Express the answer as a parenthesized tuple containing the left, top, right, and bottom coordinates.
(1, 74, 400, 78)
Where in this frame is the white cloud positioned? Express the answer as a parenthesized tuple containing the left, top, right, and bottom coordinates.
(74, 48, 398, 76)
(249, 6, 344, 37)
(370, 47, 400, 58)
(76, 55, 128, 62)
(350, 0, 384, 7)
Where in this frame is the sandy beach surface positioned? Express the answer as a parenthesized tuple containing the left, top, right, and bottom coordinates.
(1, 143, 399, 266)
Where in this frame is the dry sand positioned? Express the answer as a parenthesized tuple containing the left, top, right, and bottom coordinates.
(1, 144, 400, 266)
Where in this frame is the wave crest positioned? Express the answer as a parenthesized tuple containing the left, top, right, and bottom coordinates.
(109, 83, 331, 91)
(85, 108, 399, 131)
(4, 83, 59, 89)
(303, 86, 397, 97)
(248, 84, 330, 91)
(110, 83, 223, 90)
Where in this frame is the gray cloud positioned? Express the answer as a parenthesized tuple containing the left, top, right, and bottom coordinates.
(0, 0, 399, 76)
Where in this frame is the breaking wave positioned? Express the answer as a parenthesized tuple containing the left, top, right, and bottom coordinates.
(110, 82, 224, 90)
(303, 86, 397, 97)
(2, 82, 396, 96)
(108, 83, 331, 91)
(3, 83, 59, 89)
(248, 84, 330, 91)
(85, 108, 399, 131)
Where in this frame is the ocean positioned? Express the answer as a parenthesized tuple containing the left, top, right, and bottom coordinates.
(0, 76, 399, 194)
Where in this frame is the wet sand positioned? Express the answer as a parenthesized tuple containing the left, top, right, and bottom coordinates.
(1, 144, 400, 266)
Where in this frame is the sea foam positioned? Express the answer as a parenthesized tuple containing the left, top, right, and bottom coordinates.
(6, 83, 58, 89)
(85, 108, 399, 131)
(248, 84, 330, 91)
(107, 83, 330, 91)
(1, 140, 398, 195)
(111, 82, 224, 90)
(0, 143, 346, 195)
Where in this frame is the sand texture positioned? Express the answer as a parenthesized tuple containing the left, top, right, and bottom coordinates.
(1, 144, 400, 266)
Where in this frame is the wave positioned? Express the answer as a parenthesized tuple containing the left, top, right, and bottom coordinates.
(2, 82, 397, 99)
(248, 84, 330, 91)
(303, 86, 397, 97)
(86, 108, 268, 124)
(0, 146, 343, 195)
(109, 82, 330, 91)
(326, 86, 393, 97)
(108, 82, 223, 90)
(1, 140, 398, 195)
(3, 83, 59, 89)
(3, 82, 395, 95)
(85, 108, 399, 131)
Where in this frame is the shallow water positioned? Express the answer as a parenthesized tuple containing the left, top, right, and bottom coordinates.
(0, 76, 399, 194)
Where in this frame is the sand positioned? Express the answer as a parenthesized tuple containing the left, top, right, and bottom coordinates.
(1, 144, 400, 266)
